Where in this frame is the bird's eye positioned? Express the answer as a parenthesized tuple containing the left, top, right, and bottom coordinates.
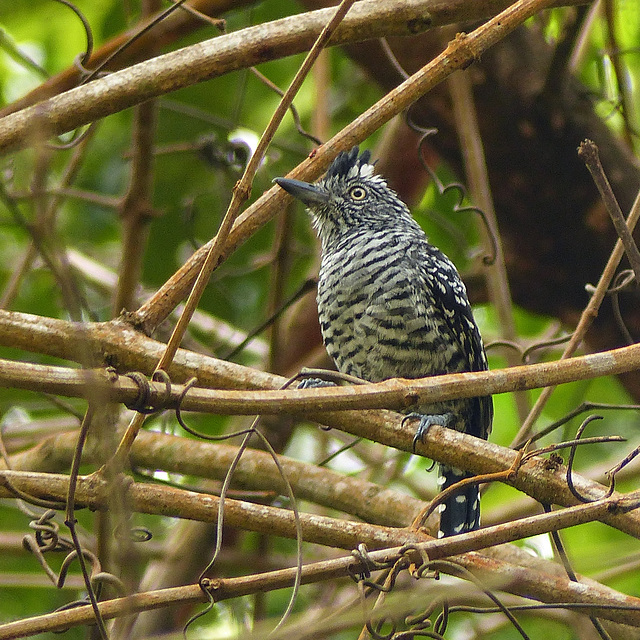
(349, 186, 367, 201)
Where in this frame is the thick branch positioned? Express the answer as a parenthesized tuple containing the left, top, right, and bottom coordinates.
(7, 431, 424, 528)
(0, 310, 281, 389)
(1, 339, 640, 414)
(4, 551, 640, 640)
(0, 0, 429, 155)
(3, 400, 640, 539)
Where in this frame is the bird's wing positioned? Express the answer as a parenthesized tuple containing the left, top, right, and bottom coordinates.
(408, 241, 493, 437)
(417, 244, 493, 438)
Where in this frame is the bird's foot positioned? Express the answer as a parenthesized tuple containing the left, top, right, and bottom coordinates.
(407, 412, 454, 453)
(297, 377, 337, 389)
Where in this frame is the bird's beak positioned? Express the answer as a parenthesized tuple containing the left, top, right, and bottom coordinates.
(273, 177, 330, 205)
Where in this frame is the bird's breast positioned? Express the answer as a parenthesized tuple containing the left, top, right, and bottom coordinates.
(316, 236, 465, 382)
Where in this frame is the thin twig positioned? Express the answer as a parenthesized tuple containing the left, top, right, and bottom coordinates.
(0, 0, 440, 150)
(64, 405, 110, 640)
(579, 139, 640, 285)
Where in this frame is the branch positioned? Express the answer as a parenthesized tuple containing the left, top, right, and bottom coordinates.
(4, 553, 640, 639)
(0, 0, 588, 155)
(1, 469, 640, 638)
(579, 139, 640, 285)
(0, 309, 282, 390)
(0, 0, 431, 154)
(0, 0, 235, 118)
(1, 310, 640, 534)
(8, 430, 424, 528)
(2, 399, 640, 540)
(2, 340, 640, 414)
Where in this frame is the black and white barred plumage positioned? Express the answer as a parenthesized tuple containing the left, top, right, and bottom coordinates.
(275, 146, 493, 537)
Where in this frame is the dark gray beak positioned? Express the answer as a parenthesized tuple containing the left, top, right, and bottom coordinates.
(273, 177, 330, 205)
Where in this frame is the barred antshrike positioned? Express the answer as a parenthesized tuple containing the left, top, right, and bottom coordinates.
(275, 146, 493, 537)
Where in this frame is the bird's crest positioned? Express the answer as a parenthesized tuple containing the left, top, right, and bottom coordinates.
(324, 146, 377, 183)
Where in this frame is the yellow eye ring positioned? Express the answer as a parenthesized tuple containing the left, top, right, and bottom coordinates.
(349, 186, 367, 201)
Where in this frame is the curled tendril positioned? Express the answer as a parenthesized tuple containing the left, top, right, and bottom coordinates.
(398, 542, 431, 578)
(124, 371, 152, 412)
(46, 122, 97, 151)
(432, 600, 449, 637)
(175, 378, 259, 443)
(28, 509, 74, 553)
(367, 617, 397, 640)
(23, 511, 73, 585)
(566, 415, 607, 503)
(54, 0, 93, 68)
(429, 560, 531, 640)
(91, 571, 128, 598)
(349, 543, 393, 584)
(607, 445, 640, 497)
(25, 528, 125, 610)
(58, 549, 102, 589)
(609, 269, 637, 345)
(364, 560, 415, 640)
(60, 550, 125, 600)
(406, 119, 498, 266)
(405, 599, 441, 629)
(50, 553, 126, 634)
(124, 369, 172, 414)
(175, 377, 213, 439)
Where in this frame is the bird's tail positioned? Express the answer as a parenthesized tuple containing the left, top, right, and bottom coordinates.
(437, 464, 480, 538)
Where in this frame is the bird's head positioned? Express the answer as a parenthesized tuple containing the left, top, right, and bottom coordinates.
(274, 146, 414, 244)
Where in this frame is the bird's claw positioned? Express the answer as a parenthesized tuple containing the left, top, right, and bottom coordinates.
(408, 412, 454, 453)
(297, 377, 337, 389)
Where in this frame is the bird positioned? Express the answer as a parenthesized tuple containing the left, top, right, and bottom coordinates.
(274, 146, 493, 537)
